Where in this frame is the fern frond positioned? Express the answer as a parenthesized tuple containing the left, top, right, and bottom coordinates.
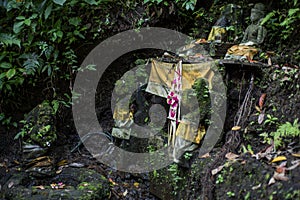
(0, 33, 21, 47)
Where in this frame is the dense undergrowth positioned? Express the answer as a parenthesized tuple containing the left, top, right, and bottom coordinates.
(0, 0, 299, 124)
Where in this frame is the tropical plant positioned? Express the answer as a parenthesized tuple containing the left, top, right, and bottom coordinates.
(260, 119, 300, 150)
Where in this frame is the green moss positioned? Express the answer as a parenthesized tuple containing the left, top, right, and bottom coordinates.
(77, 181, 109, 200)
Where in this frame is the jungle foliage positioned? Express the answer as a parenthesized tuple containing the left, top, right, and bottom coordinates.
(0, 0, 299, 125)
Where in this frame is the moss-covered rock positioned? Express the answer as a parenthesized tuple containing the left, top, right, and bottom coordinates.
(0, 168, 110, 200)
(19, 100, 57, 148)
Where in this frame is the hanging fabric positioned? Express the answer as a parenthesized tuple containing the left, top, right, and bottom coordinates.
(167, 60, 182, 147)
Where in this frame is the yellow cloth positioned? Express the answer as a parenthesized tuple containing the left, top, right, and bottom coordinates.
(176, 122, 206, 144)
(227, 45, 259, 60)
(208, 26, 226, 42)
(146, 59, 215, 144)
(113, 99, 132, 121)
(145, 59, 215, 98)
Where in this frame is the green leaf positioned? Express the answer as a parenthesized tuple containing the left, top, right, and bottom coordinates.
(47, 66, 52, 76)
(86, 64, 96, 71)
(56, 30, 63, 38)
(24, 18, 31, 26)
(20, 53, 40, 75)
(51, 100, 59, 114)
(31, 13, 38, 19)
(261, 11, 276, 25)
(0, 62, 12, 69)
(13, 21, 24, 34)
(16, 16, 26, 20)
(6, 68, 16, 80)
(14, 131, 25, 140)
(69, 17, 82, 26)
(45, 4, 53, 20)
(288, 8, 300, 17)
(0, 72, 6, 79)
(5, 83, 11, 91)
(0, 54, 6, 61)
(53, 0, 66, 6)
(84, 0, 98, 5)
(0, 33, 21, 47)
(74, 30, 85, 39)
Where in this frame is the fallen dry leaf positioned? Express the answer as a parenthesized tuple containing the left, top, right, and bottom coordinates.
(225, 152, 239, 161)
(133, 182, 139, 188)
(123, 189, 128, 197)
(286, 160, 300, 170)
(199, 152, 210, 158)
(273, 172, 289, 181)
(34, 185, 45, 190)
(109, 178, 117, 186)
(252, 183, 261, 190)
(291, 153, 300, 158)
(8, 181, 14, 188)
(268, 57, 272, 66)
(271, 156, 287, 163)
(231, 126, 241, 131)
(276, 167, 284, 173)
(268, 177, 276, 185)
(275, 161, 287, 173)
(258, 113, 265, 124)
(259, 93, 267, 110)
(211, 165, 224, 175)
(253, 143, 274, 160)
(255, 105, 261, 112)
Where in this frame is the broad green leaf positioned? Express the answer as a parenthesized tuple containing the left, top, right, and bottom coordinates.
(47, 66, 52, 76)
(56, 30, 63, 38)
(0, 62, 12, 69)
(6, 68, 16, 80)
(0, 72, 6, 79)
(31, 13, 38, 19)
(51, 100, 59, 114)
(261, 11, 276, 25)
(288, 8, 300, 16)
(53, 0, 66, 6)
(13, 21, 24, 34)
(69, 17, 81, 26)
(0, 54, 5, 61)
(24, 18, 31, 26)
(84, 0, 98, 5)
(16, 16, 26, 20)
(44, 4, 53, 20)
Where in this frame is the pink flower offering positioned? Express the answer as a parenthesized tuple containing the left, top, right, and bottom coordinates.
(172, 102, 178, 108)
(170, 110, 176, 118)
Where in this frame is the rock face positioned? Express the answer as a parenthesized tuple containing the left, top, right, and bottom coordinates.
(19, 100, 57, 148)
